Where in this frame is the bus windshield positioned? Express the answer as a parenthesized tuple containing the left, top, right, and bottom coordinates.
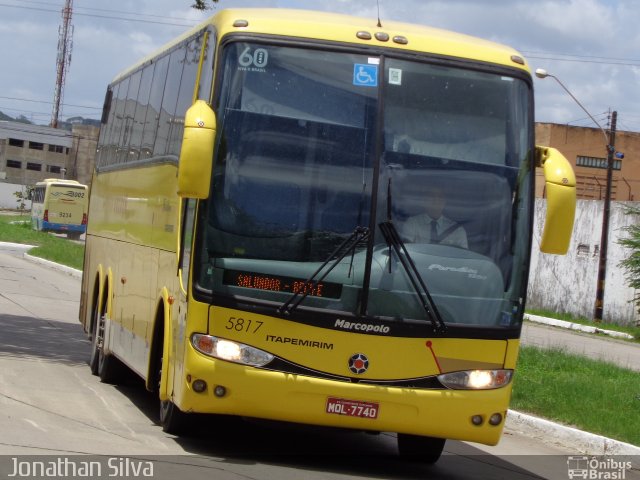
(197, 42, 532, 331)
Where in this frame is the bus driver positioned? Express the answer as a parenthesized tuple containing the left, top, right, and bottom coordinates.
(402, 185, 468, 249)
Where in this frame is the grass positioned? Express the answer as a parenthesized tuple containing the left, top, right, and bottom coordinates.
(0, 212, 84, 270)
(526, 307, 640, 342)
(512, 345, 640, 446)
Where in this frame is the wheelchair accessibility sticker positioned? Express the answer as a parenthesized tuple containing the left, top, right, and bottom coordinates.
(353, 64, 378, 87)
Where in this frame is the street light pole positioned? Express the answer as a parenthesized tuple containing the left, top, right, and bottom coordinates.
(534, 69, 617, 323)
(535, 69, 610, 146)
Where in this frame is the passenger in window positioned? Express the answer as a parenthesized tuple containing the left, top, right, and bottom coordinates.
(402, 185, 468, 248)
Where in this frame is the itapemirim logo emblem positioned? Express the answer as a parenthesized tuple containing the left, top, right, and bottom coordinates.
(348, 353, 369, 375)
(566, 456, 633, 479)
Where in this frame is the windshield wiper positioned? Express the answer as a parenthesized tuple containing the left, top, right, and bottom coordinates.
(378, 221, 447, 333)
(278, 226, 370, 316)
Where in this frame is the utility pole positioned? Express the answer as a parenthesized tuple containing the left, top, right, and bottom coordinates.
(51, 0, 74, 129)
(593, 110, 617, 322)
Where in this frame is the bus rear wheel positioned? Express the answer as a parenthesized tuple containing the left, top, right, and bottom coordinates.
(95, 314, 122, 384)
(90, 294, 122, 384)
(89, 298, 101, 376)
(397, 433, 446, 463)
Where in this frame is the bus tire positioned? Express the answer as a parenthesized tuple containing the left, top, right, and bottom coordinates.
(156, 352, 188, 434)
(98, 344, 122, 384)
(88, 294, 101, 376)
(151, 311, 188, 434)
(397, 433, 445, 463)
(95, 303, 122, 384)
(159, 399, 187, 434)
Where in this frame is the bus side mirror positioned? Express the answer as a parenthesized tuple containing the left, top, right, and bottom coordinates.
(536, 145, 576, 255)
(177, 100, 217, 199)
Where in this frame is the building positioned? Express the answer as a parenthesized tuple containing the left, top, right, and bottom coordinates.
(535, 123, 640, 201)
(69, 124, 100, 186)
(0, 121, 99, 187)
(0, 121, 74, 185)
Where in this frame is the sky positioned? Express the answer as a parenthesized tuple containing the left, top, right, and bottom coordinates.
(1, 0, 639, 132)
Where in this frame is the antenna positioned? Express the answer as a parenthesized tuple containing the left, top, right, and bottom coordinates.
(51, 0, 74, 129)
(377, 0, 382, 27)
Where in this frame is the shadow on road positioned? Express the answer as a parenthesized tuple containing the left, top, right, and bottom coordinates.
(115, 379, 546, 480)
(0, 314, 89, 366)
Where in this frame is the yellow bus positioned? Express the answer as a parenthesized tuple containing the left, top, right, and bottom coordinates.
(79, 8, 576, 462)
(31, 178, 88, 240)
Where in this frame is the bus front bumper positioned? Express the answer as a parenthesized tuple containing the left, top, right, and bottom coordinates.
(175, 345, 511, 445)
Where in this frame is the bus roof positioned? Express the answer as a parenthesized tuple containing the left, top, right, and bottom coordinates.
(111, 8, 530, 84)
(37, 179, 85, 186)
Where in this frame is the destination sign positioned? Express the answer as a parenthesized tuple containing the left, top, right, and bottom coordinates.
(223, 269, 342, 299)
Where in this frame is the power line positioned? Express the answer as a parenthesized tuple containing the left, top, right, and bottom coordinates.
(0, 2, 197, 26)
(522, 50, 640, 63)
(18, 0, 198, 22)
(8, 0, 201, 22)
(0, 95, 100, 110)
(0, 105, 100, 119)
(525, 54, 640, 67)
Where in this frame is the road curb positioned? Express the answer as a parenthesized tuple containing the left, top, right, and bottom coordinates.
(23, 252, 82, 279)
(525, 313, 635, 340)
(507, 410, 640, 464)
(0, 241, 36, 250)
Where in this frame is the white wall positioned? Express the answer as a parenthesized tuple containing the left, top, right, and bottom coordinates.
(0, 182, 31, 210)
(528, 198, 640, 326)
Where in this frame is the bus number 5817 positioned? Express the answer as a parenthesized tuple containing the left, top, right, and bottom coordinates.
(225, 317, 263, 333)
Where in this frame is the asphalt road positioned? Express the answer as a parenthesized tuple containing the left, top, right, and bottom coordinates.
(522, 321, 640, 372)
(1, 244, 636, 480)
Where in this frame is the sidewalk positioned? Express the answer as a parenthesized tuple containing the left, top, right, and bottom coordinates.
(525, 313, 635, 340)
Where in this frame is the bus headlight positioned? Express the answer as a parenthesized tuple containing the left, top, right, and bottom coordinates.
(191, 334, 274, 367)
(438, 369, 513, 390)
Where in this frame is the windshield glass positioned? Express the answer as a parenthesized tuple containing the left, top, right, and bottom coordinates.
(196, 42, 532, 329)
(198, 44, 376, 314)
(369, 59, 532, 327)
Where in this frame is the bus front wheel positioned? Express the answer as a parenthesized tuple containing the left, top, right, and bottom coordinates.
(154, 339, 188, 434)
(159, 399, 188, 434)
(397, 433, 446, 463)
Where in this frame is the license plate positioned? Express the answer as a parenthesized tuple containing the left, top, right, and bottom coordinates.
(326, 397, 379, 419)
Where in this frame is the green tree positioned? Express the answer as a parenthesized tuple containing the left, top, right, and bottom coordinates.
(618, 205, 640, 313)
(191, 0, 218, 10)
(13, 185, 34, 211)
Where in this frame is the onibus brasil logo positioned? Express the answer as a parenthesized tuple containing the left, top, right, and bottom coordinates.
(567, 456, 633, 479)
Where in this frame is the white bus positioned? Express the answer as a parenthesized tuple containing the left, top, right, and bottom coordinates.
(31, 178, 88, 239)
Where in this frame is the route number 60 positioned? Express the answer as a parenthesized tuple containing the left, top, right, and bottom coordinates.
(239, 47, 269, 68)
